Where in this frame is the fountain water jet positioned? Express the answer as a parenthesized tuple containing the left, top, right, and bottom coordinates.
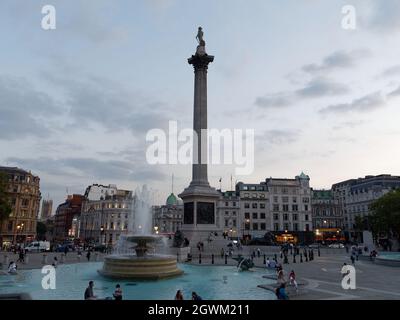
(98, 186, 183, 279)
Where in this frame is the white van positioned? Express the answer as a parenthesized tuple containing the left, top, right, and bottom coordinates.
(24, 241, 50, 252)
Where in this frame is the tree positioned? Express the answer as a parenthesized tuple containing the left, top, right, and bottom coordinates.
(36, 221, 47, 240)
(369, 189, 400, 241)
(0, 172, 12, 233)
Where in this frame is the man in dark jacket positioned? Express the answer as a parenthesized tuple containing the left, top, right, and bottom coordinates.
(84, 281, 97, 300)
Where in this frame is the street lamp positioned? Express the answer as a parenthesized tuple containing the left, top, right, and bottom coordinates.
(100, 226, 104, 245)
(154, 226, 159, 235)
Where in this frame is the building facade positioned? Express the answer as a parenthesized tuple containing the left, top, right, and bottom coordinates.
(332, 174, 400, 240)
(40, 199, 53, 220)
(79, 184, 133, 245)
(217, 190, 241, 239)
(0, 167, 41, 247)
(311, 189, 344, 242)
(152, 193, 183, 235)
(54, 194, 84, 241)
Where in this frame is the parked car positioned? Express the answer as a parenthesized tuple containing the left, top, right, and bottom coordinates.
(328, 243, 344, 249)
(24, 241, 50, 252)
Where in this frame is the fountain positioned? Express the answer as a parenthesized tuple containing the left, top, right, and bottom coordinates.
(98, 186, 183, 279)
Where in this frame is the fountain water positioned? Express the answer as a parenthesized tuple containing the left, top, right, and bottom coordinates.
(98, 186, 183, 279)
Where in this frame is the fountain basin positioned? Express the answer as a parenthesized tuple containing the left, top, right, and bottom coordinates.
(98, 254, 183, 280)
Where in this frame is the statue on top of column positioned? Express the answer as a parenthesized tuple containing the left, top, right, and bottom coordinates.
(196, 27, 206, 55)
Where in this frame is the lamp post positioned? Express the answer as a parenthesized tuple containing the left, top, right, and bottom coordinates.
(100, 226, 104, 245)
(154, 226, 159, 235)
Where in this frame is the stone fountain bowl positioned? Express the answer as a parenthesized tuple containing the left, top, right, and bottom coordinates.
(123, 234, 162, 244)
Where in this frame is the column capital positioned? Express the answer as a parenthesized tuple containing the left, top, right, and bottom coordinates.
(188, 53, 214, 70)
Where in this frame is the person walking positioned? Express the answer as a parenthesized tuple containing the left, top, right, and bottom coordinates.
(350, 254, 355, 265)
(52, 256, 58, 268)
(113, 284, 123, 300)
(64, 245, 69, 256)
(220, 248, 224, 259)
(289, 270, 298, 292)
(17, 248, 24, 263)
(276, 283, 289, 300)
(257, 248, 261, 258)
(86, 249, 91, 262)
(175, 290, 184, 300)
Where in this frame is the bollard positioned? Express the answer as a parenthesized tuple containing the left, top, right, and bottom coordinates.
(318, 248, 321, 257)
(95, 252, 99, 261)
(3, 255, 9, 267)
(263, 254, 266, 265)
(199, 253, 202, 264)
(42, 254, 48, 264)
(300, 253, 303, 263)
(211, 254, 214, 264)
(224, 255, 227, 265)
(177, 252, 179, 262)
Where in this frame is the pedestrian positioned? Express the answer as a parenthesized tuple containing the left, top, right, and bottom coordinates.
(175, 290, 184, 300)
(86, 249, 91, 262)
(192, 292, 202, 300)
(257, 248, 261, 258)
(84, 281, 97, 300)
(52, 256, 58, 268)
(350, 254, 355, 264)
(289, 270, 298, 292)
(64, 245, 69, 256)
(17, 249, 24, 263)
(113, 284, 123, 300)
(220, 248, 224, 259)
(266, 257, 270, 268)
(275, 283, 289, 300)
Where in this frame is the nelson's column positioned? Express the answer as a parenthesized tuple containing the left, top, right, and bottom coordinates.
(179, 27, 221, 242)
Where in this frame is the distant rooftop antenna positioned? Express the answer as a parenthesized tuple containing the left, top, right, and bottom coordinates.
(171, 173, 174, 194)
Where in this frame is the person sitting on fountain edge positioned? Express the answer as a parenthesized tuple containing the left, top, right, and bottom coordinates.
(84, 281, 97, 300)
(113, 284, 123, 300)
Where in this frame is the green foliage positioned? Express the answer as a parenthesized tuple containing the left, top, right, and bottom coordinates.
(369, 189, 400, 239)
(0, 172, 12, 224)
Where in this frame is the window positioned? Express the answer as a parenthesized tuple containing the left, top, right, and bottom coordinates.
(273, 196, 278, 203)
(302, 197, 310, 203)
(284, 223, 289, 231)
(245, 223, 250, 230)
(225, 220, 228, 227)
(21, 199, 29, 207)
(260, 213, 266, 219)
(305, 205, 309, 211)
(293, 223, 299, 231)
(273, 213, 279, 220)
(260, 223, 266, 230)
(232, 219, 237, 227)
(252, 212, 258, 219)
(232, 211, 236, 216)
(225, 211, 229, 216)
(305, 224, 310, 231)
(274, 223, 279, 231)
(233, 202, 236, 206)
(244, 203, 250, 209)
(225, 202, 229, 206)
(283, 204, 289, 212)
(305, 214, 309, 221)
(292, 197, 297, 203)
(282, 196, 289, 203)
(252, 203, 258, 209)
(273, 204, 279, 211)
(8, 221, 13, 231)
(245, 212, 250, 219)
(283, 213, 289, 221)
(292, 204, 298, 211)
(253, 223, 258, 230)
(282, 188, 288, 194)
(293, 214, 298, 221)
(260, 203, 265, 209)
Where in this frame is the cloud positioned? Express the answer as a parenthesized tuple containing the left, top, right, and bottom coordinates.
(381, 65, 400, 78)
(319, 92, 386, 115)
(41, 71, 170, 136)
(6, 157, 166, 182)
(254, 93, 293, 109)
(332, 120, 366, 130)
(388, 86, 400, 97)
(255, 77, 349, 109)
(302, 50, 370, 74)
(365, 0, 400, 32)
(0, 75, 60, 140)
(296, 77, 350, 98)
(257, 129, 300, 145)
